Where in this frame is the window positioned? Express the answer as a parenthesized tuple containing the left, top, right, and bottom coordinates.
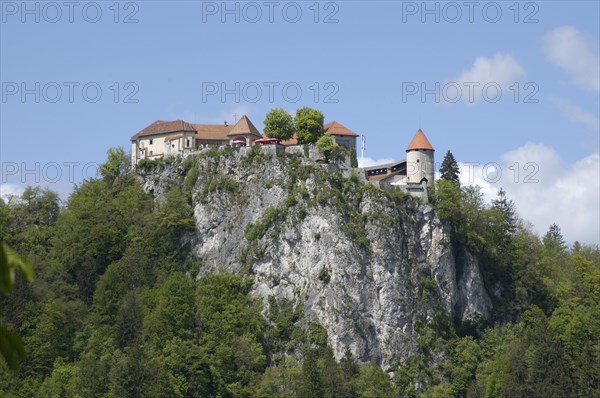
(172, 144, 175, 148)
(150, 150, 153, 155)
(416, 159, 420, 163)
(149, 139, 153, 145)
(186, 139, 190, 147)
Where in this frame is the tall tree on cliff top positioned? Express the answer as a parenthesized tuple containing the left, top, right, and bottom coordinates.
(263, 108, 295, 141)
(492, 188, 518, 236)
(295, 107, 324, 144)
(440, 150, 460, 183)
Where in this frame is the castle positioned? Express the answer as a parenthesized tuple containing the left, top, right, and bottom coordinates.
(362, 129, 435, 199)
(130, 115, 358, 164)
(130, 114, 434, 198)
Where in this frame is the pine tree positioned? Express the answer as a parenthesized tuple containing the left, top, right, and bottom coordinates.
(543, 223, 566, 250)
(492, 188, 518, 236)
(440, 150, 460, 183)
(299, 348, 323, 398)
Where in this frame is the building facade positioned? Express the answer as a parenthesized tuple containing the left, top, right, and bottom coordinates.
(130, 114, 359, 164)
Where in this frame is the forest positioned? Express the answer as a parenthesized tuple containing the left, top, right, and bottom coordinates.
(0, 148, 599, 397)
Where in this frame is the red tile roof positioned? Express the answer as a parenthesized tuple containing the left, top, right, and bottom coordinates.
(193, 124, 232, 140)
(227, 115, 262, 138)
(406, 129, 434, 151)
(324, 121, 358, 137)
(131, 120, 195, 140)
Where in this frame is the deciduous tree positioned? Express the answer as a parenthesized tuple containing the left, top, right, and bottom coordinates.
(295, 107, 324, 144)
(264, 108, 295, 140)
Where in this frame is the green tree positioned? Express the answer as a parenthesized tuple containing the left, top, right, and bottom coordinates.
(319, 347, 352, 398)
(350, 147, 358, 168)
(439, 150, 460, 183)
(100, 147, 131, 187)
(295, 107, 324, 144)
(431, 179, 462, 230)
(51, 178, 151, 300)
(19, 187, 60, 229)
(339, 348, 359, 384)
(156, 187, 196, 230)
(23, 298, 85, 376)
(37, 358, 80, 398)
(108, 343, 159, 398)
(195, 273, 266, 394)
(2, 187, 60, 257)
(264, 108, 295, 140)
(160, 338, 215, 397)
(0, 242, 34, 369)
(544, 223, 566, 250)
(316, 134, 347, 163)
(492, 188, 517, 236)
(299, 348, 323, 398)
(354, 362, 394, 398)
(255, 358, 301, 398)
(143, 273, 196, 348)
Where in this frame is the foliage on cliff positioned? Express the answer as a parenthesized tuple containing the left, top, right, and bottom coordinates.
(0, 149, 598, 397)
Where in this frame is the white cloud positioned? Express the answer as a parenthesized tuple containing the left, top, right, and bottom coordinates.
(358, 157, 396, 168)
(550, 97, 600, 130)
(543, 26, 600, 91)
(459, 143, 599, 245)
(447, 53, 526, 104)
(0, 183, 25, 200)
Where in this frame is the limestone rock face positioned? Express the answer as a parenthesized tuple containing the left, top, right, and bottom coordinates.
(138, 149, 492, 368)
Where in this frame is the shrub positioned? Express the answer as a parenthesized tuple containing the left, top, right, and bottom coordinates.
(244, 207, 285, 242)
(318, 268, 331, 284)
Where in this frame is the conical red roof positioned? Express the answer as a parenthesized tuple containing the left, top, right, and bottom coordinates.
(324, 121, 358, 137)
(227, 115, 262, 137)
(406, 129, 434, 151)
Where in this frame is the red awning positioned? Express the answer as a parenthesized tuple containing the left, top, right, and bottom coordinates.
(255, 138, 280, 145)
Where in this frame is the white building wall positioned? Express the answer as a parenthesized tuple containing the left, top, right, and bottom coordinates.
(132, 131, 196, 164)
(131, 141, 138, 165)
(406, 149, 434, 184)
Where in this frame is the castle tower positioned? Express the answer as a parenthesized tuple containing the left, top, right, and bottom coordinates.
(406, 129, 435, 185)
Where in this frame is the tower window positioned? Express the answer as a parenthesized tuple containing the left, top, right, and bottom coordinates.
(149, 139, 153, 145)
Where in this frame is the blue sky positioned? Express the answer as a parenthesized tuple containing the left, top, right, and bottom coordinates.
(1, 1, 599, 243)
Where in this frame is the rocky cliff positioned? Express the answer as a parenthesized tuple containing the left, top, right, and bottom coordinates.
(138, 147, 492, 369)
